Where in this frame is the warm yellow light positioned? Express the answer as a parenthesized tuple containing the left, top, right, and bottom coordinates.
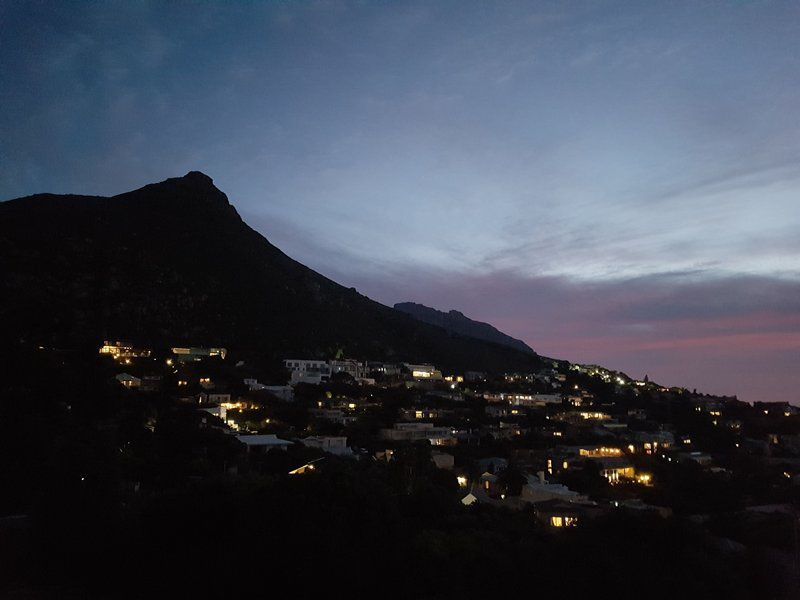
(457, 476, 468, 487)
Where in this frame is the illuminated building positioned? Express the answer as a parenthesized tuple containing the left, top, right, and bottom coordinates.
(172, 346, 227, 361)
(99, 340, 151, 360)
(404, 363, 443, 380)
(579, 446, 623, 458)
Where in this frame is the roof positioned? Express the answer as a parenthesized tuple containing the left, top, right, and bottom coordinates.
(237, 434, 293, 447)
(115, 373, 140, 382)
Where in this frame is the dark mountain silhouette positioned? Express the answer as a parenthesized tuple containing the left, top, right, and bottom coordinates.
(0, 172, 541, 373)
(394, 302, 535, 355)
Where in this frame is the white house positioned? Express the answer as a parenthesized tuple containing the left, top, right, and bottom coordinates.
(284, 359, 332, 385)
(521, 473, 585, 504)
(301, 436, 352, 456)
(237, 434, 293, 453)
(403, 363, 443, 380)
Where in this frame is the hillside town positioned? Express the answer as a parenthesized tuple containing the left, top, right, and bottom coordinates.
(3, 335, 800, 598)
(99, 339, 800, 530)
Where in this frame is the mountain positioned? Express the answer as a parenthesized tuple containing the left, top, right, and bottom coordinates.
(0, 172, 541, 373)
(394, 302, 535, 355)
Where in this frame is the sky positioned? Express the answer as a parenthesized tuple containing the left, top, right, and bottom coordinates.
(2, 1, 799, 403)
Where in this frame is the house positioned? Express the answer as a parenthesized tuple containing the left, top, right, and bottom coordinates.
(431, 452, 454, 470)
(310, 408, 358, 426)
(115, 373, 141, 388)
(404, 364, 443, 380)
(99, 340, 151, 361)
(172, 347, 227, 361)
(461, 492, 478, 506)
(521, 472, 585, 504)
(401, 407, 453, 421)
(244, 379, 294, 401)
(237, 434, 293, 453)
(483, 392, 561, 407)
(480, 472, 500, 495)
(483, 423, 528, 440)
(629, 431, 675, 453)
(207, 393, 231, 404)
(533, 499, 602, 528)
(379, 422, 455, 446)
(579, 446, 623, 458)
(594, 457, 635, 483)
(328, 359, 367, 379)
(284, 359, 331, 385)
(244, 378, 265, 391)
(368, 362, 402, 376)
(477, 457, 508, 473)
(200, 405, 227, 422)
(301, 436, 351, 456)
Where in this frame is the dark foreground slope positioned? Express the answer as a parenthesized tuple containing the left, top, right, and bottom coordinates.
(395, 301, 535, 355)
(0, 172, 540, 372)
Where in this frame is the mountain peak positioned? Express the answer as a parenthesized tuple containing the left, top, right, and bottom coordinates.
(181, 170, 215, 186)
(116, 171, 236, 217)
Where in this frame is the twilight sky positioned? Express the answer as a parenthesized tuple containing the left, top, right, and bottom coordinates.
(2, 1, 799, 403)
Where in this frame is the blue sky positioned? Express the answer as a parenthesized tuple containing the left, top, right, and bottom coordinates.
(2, 1, 799, 402)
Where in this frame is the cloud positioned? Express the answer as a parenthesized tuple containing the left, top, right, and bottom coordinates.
(331, 266, 800, 403)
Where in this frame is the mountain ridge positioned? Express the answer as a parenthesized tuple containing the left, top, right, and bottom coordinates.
(0, 172, 542, 374)
(394, 301, 536, 355)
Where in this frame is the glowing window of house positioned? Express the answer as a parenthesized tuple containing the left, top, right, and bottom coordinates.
(550, 516, 564, 527)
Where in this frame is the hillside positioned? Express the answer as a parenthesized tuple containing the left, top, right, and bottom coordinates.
(394, 302, 535, 355)
(0, 172, 541, 373)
